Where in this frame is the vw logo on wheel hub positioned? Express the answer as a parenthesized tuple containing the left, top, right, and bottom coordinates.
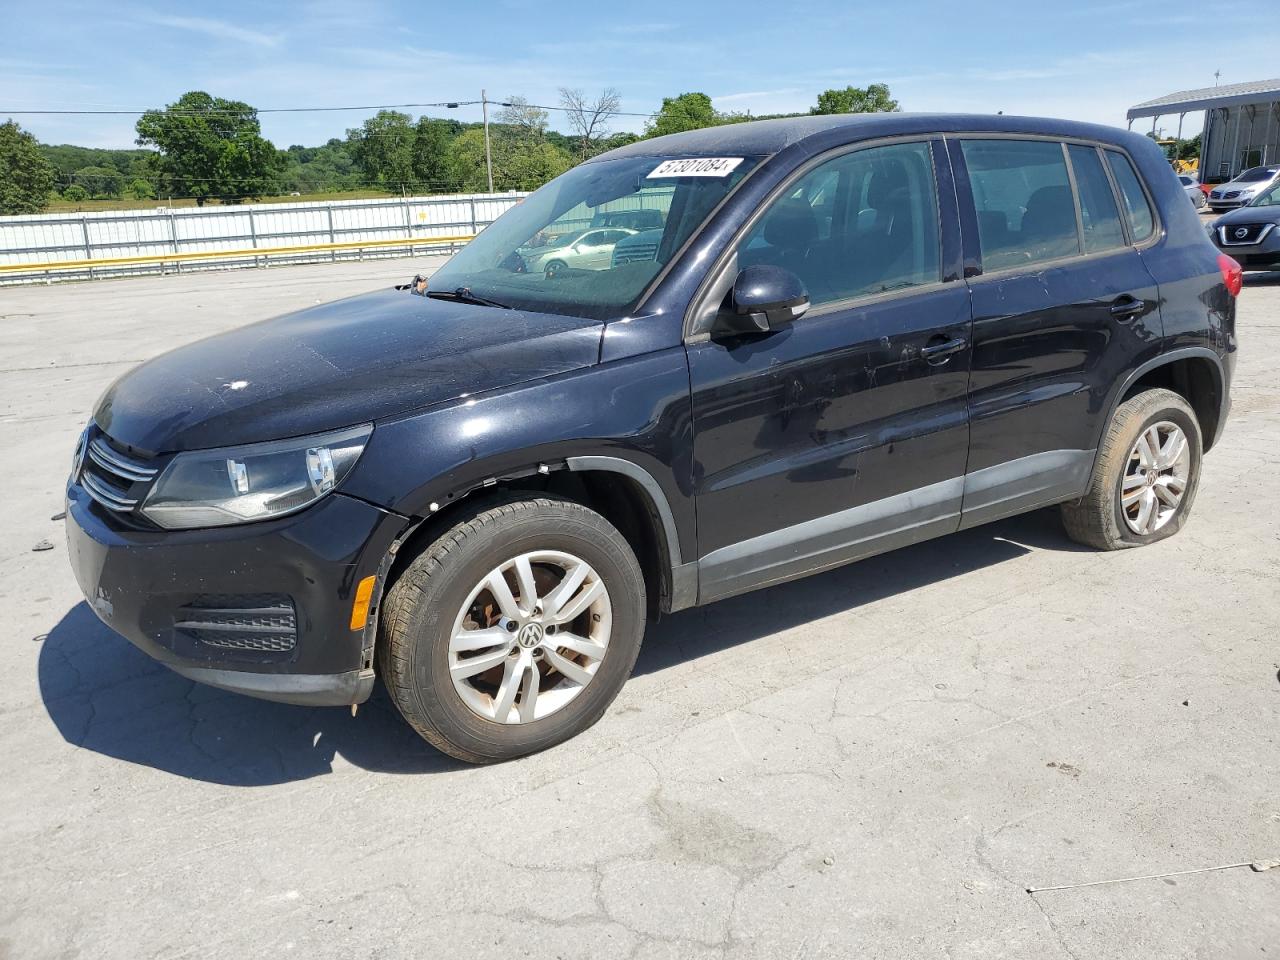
(517, 622, 545, 649)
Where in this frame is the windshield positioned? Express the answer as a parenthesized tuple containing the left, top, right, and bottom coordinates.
(428, 155, 760, 320)
(1251, 179, 1280, 207)
(1236, 166, 1277, 182)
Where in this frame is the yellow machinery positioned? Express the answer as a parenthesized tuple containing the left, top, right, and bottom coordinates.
(1156, 139, 1199, 175)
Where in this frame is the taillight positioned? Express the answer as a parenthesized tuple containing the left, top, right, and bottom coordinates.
(1218, 253, 1243, 297)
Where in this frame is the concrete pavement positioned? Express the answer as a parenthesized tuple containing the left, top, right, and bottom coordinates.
(1, 258, 1277, 959)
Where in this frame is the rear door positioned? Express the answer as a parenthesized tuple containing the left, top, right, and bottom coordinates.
(686, 138, 973, 602)
(949, 136, 1164, 528)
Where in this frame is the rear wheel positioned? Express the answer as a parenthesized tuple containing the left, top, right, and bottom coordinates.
(1061, 388, 1202, 550)
(380, 496, 646, 763)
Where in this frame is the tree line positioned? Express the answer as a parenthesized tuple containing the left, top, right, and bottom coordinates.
(0, 85, 899, 215)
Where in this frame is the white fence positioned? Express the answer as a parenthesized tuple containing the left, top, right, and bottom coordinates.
(0, 192, 528, 285)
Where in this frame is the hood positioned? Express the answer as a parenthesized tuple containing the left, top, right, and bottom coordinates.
(1213, 203, 1280, 227)
(94, 288, 603, 453)
(1214, 180, 1268, 197)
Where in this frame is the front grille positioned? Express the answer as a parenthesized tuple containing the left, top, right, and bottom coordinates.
(174, 593, 298, 653)
(1224, 190, 1241, 199)
(80, 433, 158, 515)
(612, 240, 660, 266)
(1219, 223, 1275, 246)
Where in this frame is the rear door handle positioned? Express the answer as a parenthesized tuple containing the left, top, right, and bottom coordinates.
(920, 336, 968, 364)
(1110, 296, 1146, 319)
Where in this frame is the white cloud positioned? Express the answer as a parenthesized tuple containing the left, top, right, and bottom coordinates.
(143, 14, 280, 48)
(714, 89, 803, 104)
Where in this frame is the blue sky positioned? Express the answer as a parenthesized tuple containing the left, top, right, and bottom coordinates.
(2, 0, 1274, 148)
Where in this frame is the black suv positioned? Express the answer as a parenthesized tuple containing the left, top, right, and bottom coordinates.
(66, 115, 1239, 762)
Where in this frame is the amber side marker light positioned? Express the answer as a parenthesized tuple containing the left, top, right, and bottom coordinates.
(350, 575, 377, 631)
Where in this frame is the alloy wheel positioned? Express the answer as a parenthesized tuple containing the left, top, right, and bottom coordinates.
(1121, 421, 1191, 535)
(448, 550, 612, 724)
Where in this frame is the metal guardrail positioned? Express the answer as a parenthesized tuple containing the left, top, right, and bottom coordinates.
(0, 235, 477, 277)
(0, 192, 523, 284)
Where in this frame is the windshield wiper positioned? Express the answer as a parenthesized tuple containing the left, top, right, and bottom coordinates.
(426, 286, 512, 309)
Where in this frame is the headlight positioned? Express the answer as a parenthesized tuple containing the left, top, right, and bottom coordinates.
(141, 424, 372, 529)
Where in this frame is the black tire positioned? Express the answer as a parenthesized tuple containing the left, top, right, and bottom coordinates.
(544, 259, 566, 279)
(1061, 388, 1202, 550)
(379, 495, 646, 763)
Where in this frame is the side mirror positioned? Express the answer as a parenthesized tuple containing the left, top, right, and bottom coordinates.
(714, 265, 809, 337)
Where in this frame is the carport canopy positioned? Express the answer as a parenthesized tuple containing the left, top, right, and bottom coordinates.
(1127, 78, 1280, 122)
(1127, 78, 1280, 179)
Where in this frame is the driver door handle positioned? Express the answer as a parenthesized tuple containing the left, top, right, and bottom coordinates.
(920, 336, 968, 364)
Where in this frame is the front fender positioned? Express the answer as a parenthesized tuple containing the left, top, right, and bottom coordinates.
(340, 347, 697, 565)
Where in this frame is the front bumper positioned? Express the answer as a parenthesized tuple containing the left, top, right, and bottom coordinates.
(1211, 226, 1280, 270)
(65, 483, 408, 706)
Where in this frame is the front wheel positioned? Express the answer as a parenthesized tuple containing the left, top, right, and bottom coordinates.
(1061, 388, 1202, 550)
(379, 496, 646, 763)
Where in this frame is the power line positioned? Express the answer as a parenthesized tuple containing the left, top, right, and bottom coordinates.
(514, 101, 656, 119)
(2, 101, 482, 116)
(2, 98, 658, 118)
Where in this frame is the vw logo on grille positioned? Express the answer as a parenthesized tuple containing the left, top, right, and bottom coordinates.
(517, 622, 545, 648)
(1234, 227, 1249, 239)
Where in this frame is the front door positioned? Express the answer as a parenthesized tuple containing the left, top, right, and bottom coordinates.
(686, 139, 973, 603)
(573, 229, 627, 270)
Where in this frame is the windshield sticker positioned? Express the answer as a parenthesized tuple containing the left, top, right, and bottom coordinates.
(646, 157, 744, 179)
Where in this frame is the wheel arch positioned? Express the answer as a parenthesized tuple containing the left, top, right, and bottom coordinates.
(1109, 347, 1227, 453)
(375, 453, 696, 634)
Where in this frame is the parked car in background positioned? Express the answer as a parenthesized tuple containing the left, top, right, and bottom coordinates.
(610, 227, 663, 266)
(1208, 166, 1280, 212)
(518, 226, 636, 277)
(66, 114, 1238, 762)
(1209, 177, 1280, 271)
(1178, 173, 1207, 209)
(590, 209, 665, 232)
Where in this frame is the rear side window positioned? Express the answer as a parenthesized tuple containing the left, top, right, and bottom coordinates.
(1105, 152, 1155, 243)
(1067, 145, 1126, 254)
(736, 140, 941, 307)
(961, 139, 1079, 270)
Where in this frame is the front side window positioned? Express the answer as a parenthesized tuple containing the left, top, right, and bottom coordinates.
(1105, 152, 1155, 242)
(1067, 144, 1126, 254)
(961, 139, 1079, 271)
(735, 141, 941, 307)
(428, 155, 760, 320)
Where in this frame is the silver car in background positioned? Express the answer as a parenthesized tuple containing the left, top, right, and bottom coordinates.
(1208, 165, 1280, 212)
(1178, 173, 1207, 209)
(518, 227, 637, 277)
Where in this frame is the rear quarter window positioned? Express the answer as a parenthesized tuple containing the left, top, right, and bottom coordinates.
(1105, 152, 1156, 243)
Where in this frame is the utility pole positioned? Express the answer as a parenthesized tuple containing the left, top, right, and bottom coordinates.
(481, 89, 494, 193)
